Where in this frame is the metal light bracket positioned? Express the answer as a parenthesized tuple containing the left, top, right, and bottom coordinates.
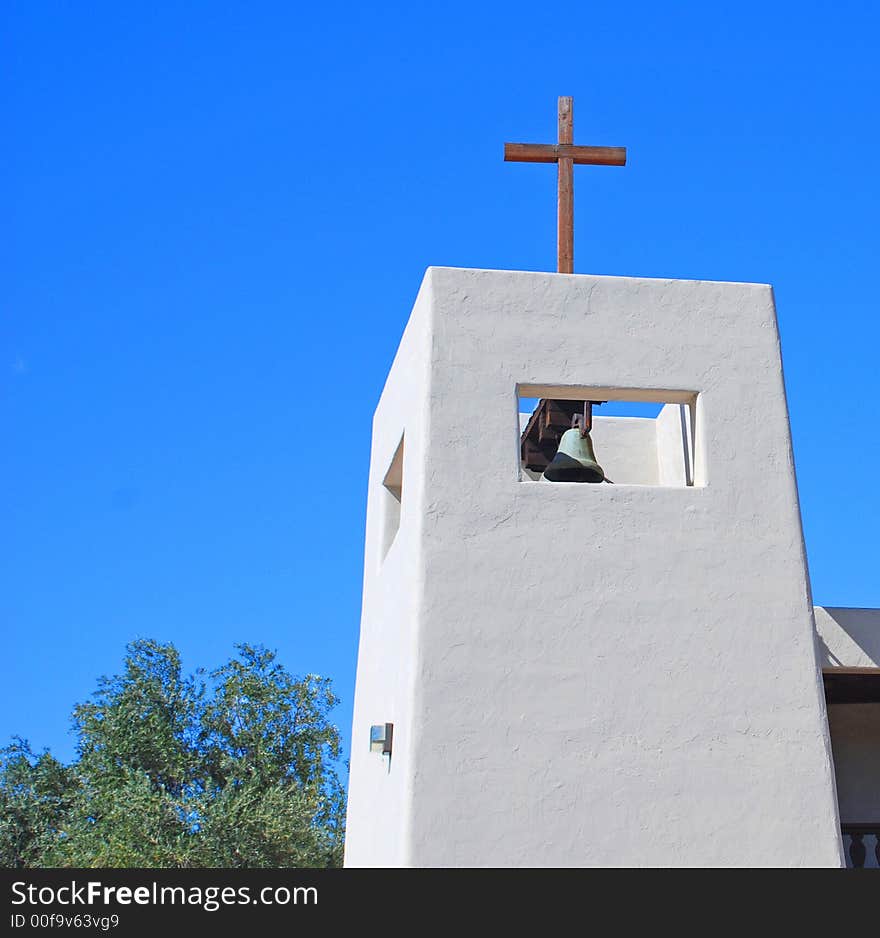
(370, 722, 393, 756)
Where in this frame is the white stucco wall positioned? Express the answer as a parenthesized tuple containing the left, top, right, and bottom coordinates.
(346, 267, 844, 868)
(343, 276, 433, 867)
(656, 402, 694, 486)
(826, 704, 880, 825)
(814, 607, 880, 668)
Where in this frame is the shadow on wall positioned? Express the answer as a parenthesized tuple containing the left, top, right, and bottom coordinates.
(815, 608, 880, 669)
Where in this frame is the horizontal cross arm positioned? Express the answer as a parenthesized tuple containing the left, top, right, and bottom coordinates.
(504, 143, 626, 166)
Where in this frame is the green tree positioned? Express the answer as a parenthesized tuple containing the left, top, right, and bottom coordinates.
(0, 640, 345, 868)
(0, 740, 76, 868)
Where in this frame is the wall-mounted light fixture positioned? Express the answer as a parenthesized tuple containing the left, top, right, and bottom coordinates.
(370, 722, 393, 756)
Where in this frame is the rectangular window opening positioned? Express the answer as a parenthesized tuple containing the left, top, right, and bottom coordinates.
(518, 386, 699, 488)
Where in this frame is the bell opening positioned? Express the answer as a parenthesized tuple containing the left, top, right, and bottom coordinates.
(518, 391, 698, 488)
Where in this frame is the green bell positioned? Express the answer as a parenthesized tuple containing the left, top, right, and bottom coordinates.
(543, 428, 605, 483)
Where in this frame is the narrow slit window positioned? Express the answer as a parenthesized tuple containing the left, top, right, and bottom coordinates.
(381, 435, 404, 560)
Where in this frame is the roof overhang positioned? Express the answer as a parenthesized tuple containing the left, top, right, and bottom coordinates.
(823, 667, 880, 705)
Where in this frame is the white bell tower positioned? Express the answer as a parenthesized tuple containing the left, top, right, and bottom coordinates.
(344, 265, 843, 867)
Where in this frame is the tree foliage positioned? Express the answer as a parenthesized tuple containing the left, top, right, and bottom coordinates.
(0, 641, 345, 868)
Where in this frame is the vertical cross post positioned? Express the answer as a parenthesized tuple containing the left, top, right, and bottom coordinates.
(557, 96, 574, 274)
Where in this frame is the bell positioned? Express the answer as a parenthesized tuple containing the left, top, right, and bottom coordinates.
(543, 428, 605, 483)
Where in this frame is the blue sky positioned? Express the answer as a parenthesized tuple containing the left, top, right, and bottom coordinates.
(3, 1, 879, 765)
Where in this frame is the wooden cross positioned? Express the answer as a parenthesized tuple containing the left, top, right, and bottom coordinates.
(504, 97, 626, 273)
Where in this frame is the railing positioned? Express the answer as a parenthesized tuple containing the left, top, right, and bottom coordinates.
(842, 824, 880, 868)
